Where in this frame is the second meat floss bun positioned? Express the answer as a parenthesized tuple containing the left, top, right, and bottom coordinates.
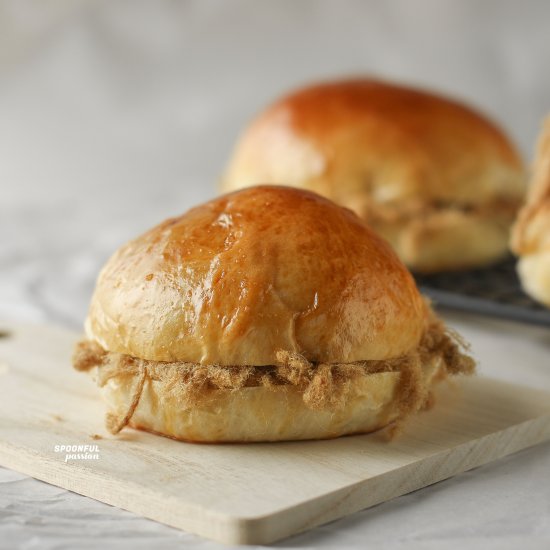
(222, 79, 525, 272)
(73, 186, 474, 442)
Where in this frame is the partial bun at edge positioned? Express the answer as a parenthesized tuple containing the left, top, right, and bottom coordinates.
(512, 116, 550, 306)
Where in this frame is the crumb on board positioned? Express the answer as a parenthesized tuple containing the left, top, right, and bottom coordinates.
(90, 434, 102, 440)
(51, 414, 64, 422)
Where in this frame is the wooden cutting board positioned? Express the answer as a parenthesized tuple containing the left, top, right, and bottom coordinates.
(1, 321, 550, 545)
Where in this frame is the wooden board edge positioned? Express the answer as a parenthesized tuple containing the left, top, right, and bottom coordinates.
(2, 413, 550, 545)
(234, 414, 550, 544)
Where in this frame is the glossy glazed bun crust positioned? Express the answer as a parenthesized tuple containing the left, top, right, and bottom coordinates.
(223, 79, 523, 205)
(86, 186, 426, 365)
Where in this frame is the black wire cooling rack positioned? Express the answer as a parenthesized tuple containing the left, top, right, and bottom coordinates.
(414, 257, 550, 327)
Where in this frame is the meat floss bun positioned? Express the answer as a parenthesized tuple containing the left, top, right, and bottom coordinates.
(73, 186, 474, 443)
(222, 79, 525, 273)
(511, 117, 550, 307)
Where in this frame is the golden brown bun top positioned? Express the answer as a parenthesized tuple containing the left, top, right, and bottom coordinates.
(223, 79, 524, 205)
(86, 186, 426, 365)
(511, 116, 550, 256)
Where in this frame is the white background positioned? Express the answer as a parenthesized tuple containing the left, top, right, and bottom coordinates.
(1, 1, 550, 548)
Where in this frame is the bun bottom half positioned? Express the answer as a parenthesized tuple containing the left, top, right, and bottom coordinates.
(93, 358, 443, 443)
(372, 209, 511, 273)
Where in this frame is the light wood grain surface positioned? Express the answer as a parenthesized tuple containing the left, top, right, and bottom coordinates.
(0, 322, 549, 545)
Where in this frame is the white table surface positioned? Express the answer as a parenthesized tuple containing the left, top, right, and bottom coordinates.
(1, 1, 550, 548)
